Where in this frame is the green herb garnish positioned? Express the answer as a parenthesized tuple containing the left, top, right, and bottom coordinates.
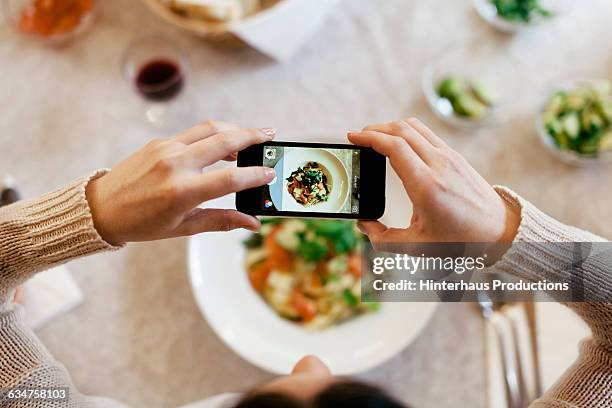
(490, 0, 553, 23)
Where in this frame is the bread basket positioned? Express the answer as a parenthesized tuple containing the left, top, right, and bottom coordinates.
(140, 0, 281, 47)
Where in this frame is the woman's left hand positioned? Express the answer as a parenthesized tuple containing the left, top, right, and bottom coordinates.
(86, 121, 277, 245)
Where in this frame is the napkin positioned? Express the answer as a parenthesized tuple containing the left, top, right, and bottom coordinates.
(19, 266, 84, 330)
(230, 0, 342, 62)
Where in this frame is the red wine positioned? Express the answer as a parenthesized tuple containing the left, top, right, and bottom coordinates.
(136, 59, 184, 101)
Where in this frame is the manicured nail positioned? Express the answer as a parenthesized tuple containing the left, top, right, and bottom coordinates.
(260, 128, 276, 137)
(245, 218, 261, 232)
(264, 168, 276, 178)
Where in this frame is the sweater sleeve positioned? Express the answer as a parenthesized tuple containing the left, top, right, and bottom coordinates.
(492, 186, 612, 408)
(0, 170, 121, 311)
(0, 172, 126, 408)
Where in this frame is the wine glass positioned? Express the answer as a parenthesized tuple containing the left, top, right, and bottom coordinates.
(122, 35, 191, 131)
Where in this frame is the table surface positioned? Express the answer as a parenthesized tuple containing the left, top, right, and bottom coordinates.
(2, 0, 612, 407)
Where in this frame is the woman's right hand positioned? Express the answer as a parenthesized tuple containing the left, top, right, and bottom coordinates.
(348, 118, 520, 246)
(86, 121, 277, 245)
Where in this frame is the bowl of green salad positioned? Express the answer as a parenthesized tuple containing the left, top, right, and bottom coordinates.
(473, 0, 569, 33)
(537, 78, 612, 165)
(423, 45, 515, 129)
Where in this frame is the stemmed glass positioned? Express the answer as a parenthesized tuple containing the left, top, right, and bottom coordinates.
(122, 35, 191, 131)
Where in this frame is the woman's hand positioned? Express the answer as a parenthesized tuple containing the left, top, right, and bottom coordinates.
(86, 121, 276, 245)
(348, 118, 520, 245)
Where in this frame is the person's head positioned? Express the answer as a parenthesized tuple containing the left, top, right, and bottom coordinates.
(233, 356, 407, 408)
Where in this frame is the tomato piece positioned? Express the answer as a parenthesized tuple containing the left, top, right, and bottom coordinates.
(290, 290, 317, 322)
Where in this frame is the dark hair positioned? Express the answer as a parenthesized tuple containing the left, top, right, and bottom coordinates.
(233, 381, 408, 408)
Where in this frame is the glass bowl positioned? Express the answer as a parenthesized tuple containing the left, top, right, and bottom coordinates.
(2, 0, 96, 46)
(536, 77, 612, 166)
(473, 0, 572, 33)
(422, 44, 517, 130)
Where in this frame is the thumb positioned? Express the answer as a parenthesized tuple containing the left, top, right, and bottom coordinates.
(175, 208, 260, 236)
(357, 221, 388, 241)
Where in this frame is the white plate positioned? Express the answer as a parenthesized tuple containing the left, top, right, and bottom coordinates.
(270, 148, 350, 213)
(187, 227, 438, 375)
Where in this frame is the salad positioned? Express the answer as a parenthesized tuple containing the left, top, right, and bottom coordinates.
(542, 80, 612, 157)
(286, 162, 330, 207)
(490, 0, 553, 23)
(243, 219, 379, 330)
(436, 76, 496, 121)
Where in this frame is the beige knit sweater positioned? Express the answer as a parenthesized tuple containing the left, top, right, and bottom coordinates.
(0, 175, 610, 408)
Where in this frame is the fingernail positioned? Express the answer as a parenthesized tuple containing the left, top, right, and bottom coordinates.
(260, 128, 276, 137)
(347, 130, 360, 136)
(246, 225, 260, 233)
(264, 168, 276, 178)
(245, 218, 261, 232)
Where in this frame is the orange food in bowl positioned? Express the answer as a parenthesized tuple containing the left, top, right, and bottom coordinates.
(19, 0, 93, 37)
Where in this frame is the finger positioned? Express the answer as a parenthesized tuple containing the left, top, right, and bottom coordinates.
(348, 130, 429, 184)
(225, 152, 238, 162)
(190, 166, 276, 204)
(358, 221, 417, 251)
(175, 208, 260, 235)
(363, 121, 435, 162)
(357, 221, 388, 238)
(186, 128, 276, 168)
(403, 118, 447, 148)
(174, 120, 240, 145)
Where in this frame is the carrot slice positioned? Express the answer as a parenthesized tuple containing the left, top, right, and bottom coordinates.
(248, 261, 271, 292)
(290, 289, 317, 322)
(348, 253, 362, 278)
(265, 227, 293, 271)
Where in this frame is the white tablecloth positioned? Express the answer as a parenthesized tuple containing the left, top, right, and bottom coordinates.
(1, 0, 611, 407)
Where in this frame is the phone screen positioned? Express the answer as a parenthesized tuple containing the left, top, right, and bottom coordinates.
(261, 145, 361, 215)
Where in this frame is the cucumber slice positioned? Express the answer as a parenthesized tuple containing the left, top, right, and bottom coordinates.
(472, 81, 497, 107)
(437, 77, 466, 100)
(562, 113, 580, 140)
(454, 95, 489, 119)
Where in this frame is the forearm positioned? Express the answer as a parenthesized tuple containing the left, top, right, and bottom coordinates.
(492, 186, 612, 340)
(0, 171, 120, 310)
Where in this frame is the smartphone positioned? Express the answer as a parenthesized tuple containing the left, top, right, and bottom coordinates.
(236, 141, 386, 219)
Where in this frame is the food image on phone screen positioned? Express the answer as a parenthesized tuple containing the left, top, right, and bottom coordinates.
(261, 146, 361, 214)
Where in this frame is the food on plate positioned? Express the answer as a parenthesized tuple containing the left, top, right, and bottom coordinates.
(163, 0, 262, 22)
(19, 0, 94, 37)
(243, 219, 380, 329)
(436, 76, 496, 120)
(490, 0, 553, 23)
(286, 162, 331, 207)
(542, 80, 612, 156)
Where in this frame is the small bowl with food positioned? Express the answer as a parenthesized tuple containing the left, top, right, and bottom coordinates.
(536, 78, 612, 165)
(2, 0, 95, 45)
(423, 45, 515, 129)
(473, 0, 570, 33)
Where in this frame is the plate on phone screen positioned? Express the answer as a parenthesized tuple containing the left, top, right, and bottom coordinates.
(270, 148, 350, 213)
